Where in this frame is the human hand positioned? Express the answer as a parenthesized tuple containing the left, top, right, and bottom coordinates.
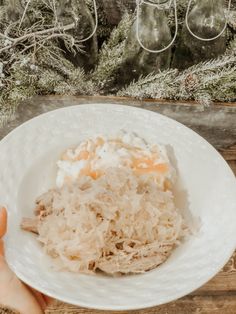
(0, 207, 52, 314)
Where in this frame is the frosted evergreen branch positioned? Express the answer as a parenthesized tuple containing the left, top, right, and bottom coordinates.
(118, 53, 236, 102)
(91, 12, 134, 87)
(0, 1, 236, 129)
(228, 10, 236, 31)
(0, 22, 76, 53)
(18, 0, 32, 30)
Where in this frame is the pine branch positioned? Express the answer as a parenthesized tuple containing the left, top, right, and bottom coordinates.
(228, 10, 236, 31)
(117, 69, 178, 99)
(118, 53, 236, 102)
(1, 1, 236, 130)
(0, 0, 98, 127)
(91, 11, 134, 88)
(227, 35, 236, 53)
(0, 101, 16, 128)
(0, 22, 76, 53)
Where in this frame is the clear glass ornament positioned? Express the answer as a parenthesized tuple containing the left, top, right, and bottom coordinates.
(172, 0, 230, 70)
(64, 0, 98, 71)
(100, 0, 136, 25)
(115, 0, 174, 88)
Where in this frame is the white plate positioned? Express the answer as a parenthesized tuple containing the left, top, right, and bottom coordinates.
(1, 104, 236, 311)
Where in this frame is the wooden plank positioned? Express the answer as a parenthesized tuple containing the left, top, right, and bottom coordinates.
(227, 160, 236, 175)
(220, 145, 236, 161)
(46, 295, 236, 314)
(140, 103, 236, 150)
(2, 96, 236, 150)
(45, 252, 236, 313)
(14, 94, 236, 107)
(193, 252, 236, 295)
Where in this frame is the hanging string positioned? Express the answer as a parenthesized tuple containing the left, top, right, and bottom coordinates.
(139, 0, 170, 6)
(185, 0, 232, 41)
(78, 0, 98, 43)
(136, 0, 178, 53)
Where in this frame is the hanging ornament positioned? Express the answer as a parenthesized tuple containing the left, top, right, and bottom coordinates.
(100, 0, 136, 25)
(112, 0, 176, 90)
(172, 0, 231, 70)
(62, 0, 98, 71)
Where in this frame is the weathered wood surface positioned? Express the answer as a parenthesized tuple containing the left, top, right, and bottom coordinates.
(2, 96, 236, 151)
(47, 295, 236, 314)
(1, 96, 236, 314)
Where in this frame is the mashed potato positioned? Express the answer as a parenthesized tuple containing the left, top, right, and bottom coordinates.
(56, 132, 174, 190)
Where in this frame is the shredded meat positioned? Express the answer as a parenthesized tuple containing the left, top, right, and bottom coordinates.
(21, 167, 188, 275)
(21, 218, 39, 234)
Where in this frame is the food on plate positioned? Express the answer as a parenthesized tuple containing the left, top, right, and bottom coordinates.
(21, 133, 188, 275)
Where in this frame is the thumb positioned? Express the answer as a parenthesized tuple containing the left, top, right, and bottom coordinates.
(0, 207, 7, 257)
(0, 207, 7, 239)
(0, 239, 4, 256)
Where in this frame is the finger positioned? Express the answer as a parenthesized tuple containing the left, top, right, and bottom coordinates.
(0, 207, 7, 238)
(43, 295, 55, 306)
(27, 285, 55, 308)
(27, 286, 47, 310)
(1, 274, 43, 314)
(0, 239, 4, 256)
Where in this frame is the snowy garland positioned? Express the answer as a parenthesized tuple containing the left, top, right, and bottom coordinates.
(0, 0, 236, 126)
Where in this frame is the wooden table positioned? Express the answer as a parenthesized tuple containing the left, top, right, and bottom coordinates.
(1, 96, 236, 314)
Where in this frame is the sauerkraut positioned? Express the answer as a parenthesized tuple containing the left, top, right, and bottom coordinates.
(21, 134, 188, 275)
